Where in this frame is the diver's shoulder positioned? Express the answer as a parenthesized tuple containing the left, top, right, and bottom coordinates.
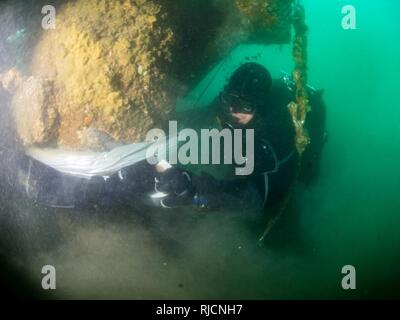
(268, 77, 295, 101)
(273, 73, 325, 99)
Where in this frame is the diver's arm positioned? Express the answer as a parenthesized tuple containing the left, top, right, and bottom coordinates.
(21, 156, 159, 209)
(154, 167, 255, 211)
(153, 135, 282, 210)
(21, 155, 256, 211)
(190, 171, 251, 210)
(19, 156, 108, 209)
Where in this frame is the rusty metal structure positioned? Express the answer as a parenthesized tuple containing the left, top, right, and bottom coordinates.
(1, 0, 310, 154)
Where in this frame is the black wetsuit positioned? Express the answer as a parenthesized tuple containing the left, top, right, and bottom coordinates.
(171, 78, 305, 211)
(19, 156, 157, 210)
(157, 76, 326, 212)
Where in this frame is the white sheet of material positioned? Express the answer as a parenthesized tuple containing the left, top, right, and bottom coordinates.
(26, 137, 178, 179)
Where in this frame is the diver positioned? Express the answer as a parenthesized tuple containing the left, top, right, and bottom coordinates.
(156, 62, 327, 211)
(16, 63, 326, 213)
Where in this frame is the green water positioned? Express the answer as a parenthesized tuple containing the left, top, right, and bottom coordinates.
(171, 0, 400, 299)
(1, 0, 400, 299)
(235, 0, 400, 299)
(288, 0, 400, 298)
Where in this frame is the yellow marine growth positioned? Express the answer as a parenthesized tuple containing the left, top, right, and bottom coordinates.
(289, 2, 311, 155)
(30, 0, 174, 149)
(235, 0, 294, 43)
(4, 0, 310, 154)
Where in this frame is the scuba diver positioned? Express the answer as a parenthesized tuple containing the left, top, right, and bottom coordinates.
(157, 62, 327, 211)
(16, 62, 326, 213)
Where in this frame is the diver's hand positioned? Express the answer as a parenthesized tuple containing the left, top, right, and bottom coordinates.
(155, 167, 193, 197)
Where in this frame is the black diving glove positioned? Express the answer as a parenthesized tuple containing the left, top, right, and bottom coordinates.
(154, 167, 195, 208)
(158, 170, 226, 210)
(155, 167, 193, 197)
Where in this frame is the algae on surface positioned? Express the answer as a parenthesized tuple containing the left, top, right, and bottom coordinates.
(30, 0, 175, 149)
(3, 0, 301, 150)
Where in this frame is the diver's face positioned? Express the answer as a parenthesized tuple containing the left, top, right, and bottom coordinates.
(220, 92, 256, 127)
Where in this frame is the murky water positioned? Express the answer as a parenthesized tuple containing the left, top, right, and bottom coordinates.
(0, 0, 400, 299)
